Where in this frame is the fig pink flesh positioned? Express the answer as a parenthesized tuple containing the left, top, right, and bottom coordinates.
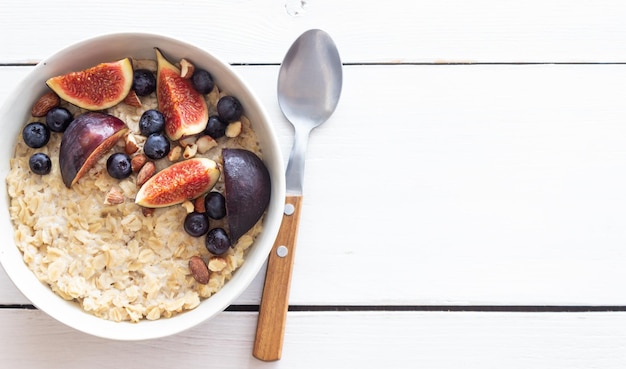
(46, 58, 134, 110)
(136, 158, 220, 208)
(155, 48, 208, 140)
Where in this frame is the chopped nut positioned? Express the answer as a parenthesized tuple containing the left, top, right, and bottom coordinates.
(181, 200, 195, 213)
(123, 90, 142, 107)
(125, 133, 139, 155)
(104, 186, 124, 205)
(31, 91, 60, 117)
(194, 195, 206, 213)
(180, 58, 195, 79)
(131, 154, 148, 172)
(196, 135, 217, 153)
(136, 161, 156, 187)
(208, 88, 220, 106)
(178, 135, 197, 147)
(189, 256, 210, 284)
(208, 257, 227, 272)
(225, 121, 242, 138)
(183, 143, 197, 159)
(167, 145, 182, 162)
(141, 207, 155, 217)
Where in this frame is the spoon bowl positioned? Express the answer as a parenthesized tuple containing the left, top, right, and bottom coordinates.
(279, 29, 343, 195)
(278, 29, 343, 129)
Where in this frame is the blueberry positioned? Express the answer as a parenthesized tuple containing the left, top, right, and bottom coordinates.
(138, 109, 165, 136)
(106, 152, 132, 179)
(204, 192, 226, 220)
(45, 107, 73, 132)
(184, 212, 209, 237)
(204, 115, 227, 139)
(143, 133, 170, 160)
(216, 96, 243, 123)
(191, 69, 215, 94)
(132, 69, 156, 96)
(205, 228, 231, 255)
(22, 122, 50, 148)
(28, 153, 51, 175)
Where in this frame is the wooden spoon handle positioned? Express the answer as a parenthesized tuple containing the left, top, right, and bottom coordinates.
(253, 195, 303, 361)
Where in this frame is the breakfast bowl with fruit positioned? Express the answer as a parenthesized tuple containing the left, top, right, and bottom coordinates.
(0, 33, 285, 340)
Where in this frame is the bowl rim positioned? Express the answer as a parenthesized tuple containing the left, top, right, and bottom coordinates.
(0, 32, 285, 340)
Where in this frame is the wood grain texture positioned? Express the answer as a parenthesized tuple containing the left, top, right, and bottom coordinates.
(3, 1, 626, 366)
(3, 64, 626, 306)
(0, 309, 625, 368)
(254, 195, 303, 361)
(243, 64, 626, 306)
(2, 0, 626, 64)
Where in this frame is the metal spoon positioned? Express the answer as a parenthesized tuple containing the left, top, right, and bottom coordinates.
(253, 29, 342, 361)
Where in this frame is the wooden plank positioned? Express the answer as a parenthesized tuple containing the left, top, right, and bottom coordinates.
(243, 64, 626, 306)
(0, 309, 625, 368)
(2, 64, 626, 307)
(1, 0, 626, 64)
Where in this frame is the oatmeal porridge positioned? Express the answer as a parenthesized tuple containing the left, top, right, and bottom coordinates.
(6, 56, 269, 322)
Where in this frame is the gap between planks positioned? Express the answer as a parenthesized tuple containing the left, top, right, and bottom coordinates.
(2, 304, 626, 312)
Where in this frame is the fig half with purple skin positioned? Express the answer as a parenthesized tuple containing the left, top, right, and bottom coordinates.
(46, 58, 134, 111)
(223, 148, 271, 242)
(59, 112, 128, 188)
(155, 48, 209, 140)
(135, 158, 220, 208)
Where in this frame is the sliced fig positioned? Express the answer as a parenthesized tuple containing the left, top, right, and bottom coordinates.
(46, 58, 134, 110)
(59, 112, 128, 187)
(223, 149, 271, 242)
(155, 48, 209, 141)
(136, 158, 220, 208)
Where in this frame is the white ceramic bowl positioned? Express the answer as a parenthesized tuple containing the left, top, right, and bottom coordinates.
(0, 33, 284, 340)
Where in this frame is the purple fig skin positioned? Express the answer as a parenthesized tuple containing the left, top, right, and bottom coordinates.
(59, 112, 128, 187)
(223, 148, 271, 242)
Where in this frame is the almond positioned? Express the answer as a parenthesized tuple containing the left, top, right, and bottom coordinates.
(131, 154, 148, 172)
(180, 58, 195, 79)
(167, 145, 182, 162)
(123, 90, 142, 107)
(194, 195, 206, 213)
(141, 207, 155, 217)
(196, 135, 217, 153)
(182, 143, 197, 159)
(31, 91, 60, 117)
(182, 200, 195, 213)
(125, 133, 139, 155)
(104, 186, 124, 205)
(225, 121, 242, 138)
(136, 161, 156, 187)
(189, 256, 210, 284)
(178, 135, 197, 147)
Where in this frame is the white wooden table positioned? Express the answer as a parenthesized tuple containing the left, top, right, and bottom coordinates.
(2, 1, 626, 367)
